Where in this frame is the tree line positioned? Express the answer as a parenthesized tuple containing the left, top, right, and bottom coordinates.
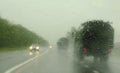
(0, 17, 49, 48)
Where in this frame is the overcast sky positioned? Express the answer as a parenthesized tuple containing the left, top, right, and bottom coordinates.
(0, 0, 120, 44)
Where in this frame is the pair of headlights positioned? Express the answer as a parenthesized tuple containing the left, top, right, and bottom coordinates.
(29, 46, 39, 50)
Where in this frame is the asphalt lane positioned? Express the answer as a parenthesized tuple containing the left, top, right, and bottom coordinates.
(12, 48, 75, 73)
(0, 50, 32, 73)
(2, 47, 120, 73)
(11, 48, 120, 73)
(0, 47, 47, 73)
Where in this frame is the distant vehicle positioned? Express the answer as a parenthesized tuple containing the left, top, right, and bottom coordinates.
(49, 45, 53, 49)
(74, 20, 114, 62)
(57, 37, 69, 49)
(29, 44, 40, 55)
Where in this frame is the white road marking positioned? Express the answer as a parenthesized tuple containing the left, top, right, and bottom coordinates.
(4, 49, 48, 73)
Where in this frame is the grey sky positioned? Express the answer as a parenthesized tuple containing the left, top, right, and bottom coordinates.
(0, 0, 120, 44)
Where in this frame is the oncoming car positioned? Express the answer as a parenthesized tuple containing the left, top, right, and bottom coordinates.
(29, 44, 40, 55)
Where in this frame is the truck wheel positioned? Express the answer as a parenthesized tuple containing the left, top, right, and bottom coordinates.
(80, 54, 84, 60)
(100, 55, 109, 63)
(94, 56, 99, 63)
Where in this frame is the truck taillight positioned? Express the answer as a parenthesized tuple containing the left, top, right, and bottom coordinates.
(83, 48, 87, 52)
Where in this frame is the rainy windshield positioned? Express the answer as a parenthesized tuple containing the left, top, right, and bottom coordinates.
(0, 0, 120, 73)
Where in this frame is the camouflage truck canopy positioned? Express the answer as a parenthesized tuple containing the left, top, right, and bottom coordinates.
(80, 20, 114, 50)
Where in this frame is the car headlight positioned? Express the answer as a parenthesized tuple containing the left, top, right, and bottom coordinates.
(29, 46, 33, 50)
(36, 46, 39, 49)
(49, 45, 53, 48)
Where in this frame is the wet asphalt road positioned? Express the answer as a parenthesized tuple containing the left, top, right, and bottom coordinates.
(1, 47, 120, 73)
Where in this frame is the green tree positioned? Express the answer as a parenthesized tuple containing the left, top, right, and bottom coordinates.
(0, 17, 49, 49)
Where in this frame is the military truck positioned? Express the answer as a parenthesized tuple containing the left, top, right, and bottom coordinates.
(74, 20, 114, 62)
(57, 37, 69, 49)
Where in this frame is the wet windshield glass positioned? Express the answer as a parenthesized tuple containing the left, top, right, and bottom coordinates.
(0, 0, 120, 73)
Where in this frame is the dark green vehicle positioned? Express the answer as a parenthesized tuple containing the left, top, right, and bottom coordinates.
(75, 20, 114, 62)
(57, 37, 69, 49)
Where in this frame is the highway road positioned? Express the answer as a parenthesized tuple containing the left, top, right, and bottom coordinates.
(1, 47, 120, 73)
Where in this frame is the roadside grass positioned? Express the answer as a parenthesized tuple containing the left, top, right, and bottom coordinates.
(0, 47, 28, 52)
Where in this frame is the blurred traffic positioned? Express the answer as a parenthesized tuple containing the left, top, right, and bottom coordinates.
(29, 44, 40, 56)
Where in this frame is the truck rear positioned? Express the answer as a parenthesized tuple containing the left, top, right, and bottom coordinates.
(75, 20, 114, 62)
